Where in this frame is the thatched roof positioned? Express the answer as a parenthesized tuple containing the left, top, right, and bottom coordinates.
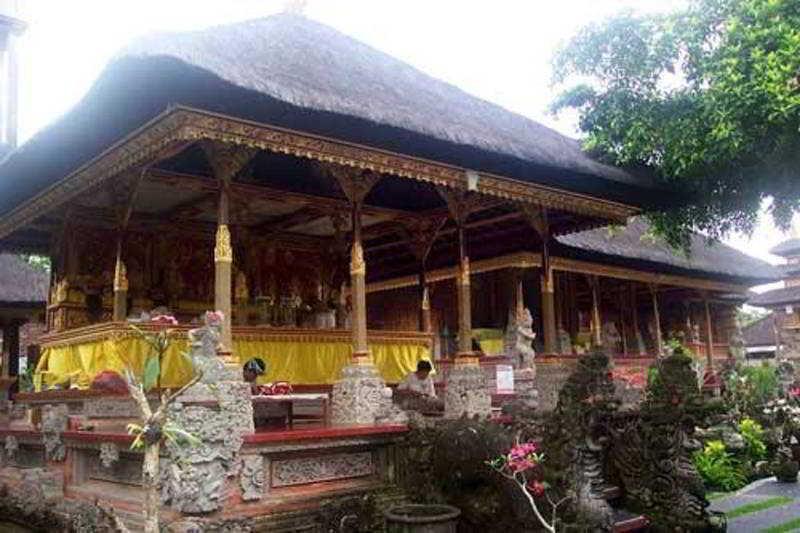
(749, 285, 800, 308)
(770, 238, 800, 258)
(741, 314, 779, 348)
(0, 254, 47, 304)
(556, 218, 781, 285)
(0, 14, 672, 217)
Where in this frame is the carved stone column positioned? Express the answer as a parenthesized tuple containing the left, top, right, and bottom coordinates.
(330, 167, 406, 425)
(202, 143, 257, 358)
(439, 188, 491, 418)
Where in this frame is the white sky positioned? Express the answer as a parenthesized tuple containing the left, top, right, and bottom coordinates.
(9, 0, 794, 281)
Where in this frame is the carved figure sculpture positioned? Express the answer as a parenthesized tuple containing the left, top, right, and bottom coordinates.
(509, 308, 536, 370)
(601, 321, 621, 352)
(611, 350, 724, 531)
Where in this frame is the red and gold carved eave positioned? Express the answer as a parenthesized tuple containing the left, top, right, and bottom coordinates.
(0, 106, 639, 241)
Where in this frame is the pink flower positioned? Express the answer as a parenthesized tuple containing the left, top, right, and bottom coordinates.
(789, 386, 800, 398)
(527, 480, 546, 497)
(151, 314, 178, 325)
(506, 442, 540, 473)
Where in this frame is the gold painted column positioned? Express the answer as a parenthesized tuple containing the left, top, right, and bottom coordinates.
(350, 199, 370, 361)
(419, 267, 432, 333)
(202, 142, 257, 358)
(215, 184, 234, 354)
(455, 221, 473, 357)
(112, 242, 128, 322)
(541, 264, 557, 354)
(650, 284, 663, 356)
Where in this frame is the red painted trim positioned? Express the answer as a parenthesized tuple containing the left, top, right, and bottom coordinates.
(243, 424, 408, 444)
(613, 516, 650, 533)
(0, 428, 41, 439)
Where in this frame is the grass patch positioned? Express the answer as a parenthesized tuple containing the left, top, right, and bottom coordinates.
(762, 517, 800, 533)
(726, 496, 793, 519)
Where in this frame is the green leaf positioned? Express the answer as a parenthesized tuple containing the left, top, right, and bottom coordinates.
(143, 355, 160, 391)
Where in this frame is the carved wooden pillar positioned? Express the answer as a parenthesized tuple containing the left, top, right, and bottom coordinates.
(112, 241, 128, 322)
(521, 206, 556, 353)
(704, 295, 715, 368)
(109, 169, 146, 322)
(202, 143, 257, 356)
(332, 169, 380, 361)
(631, 283, 643, 354)
(1, 321, 20, 378)
(590, 276, 602, 346)
(440, 189, 482, 359)
(405, 218, 445, 333)
(650, 284, 663, 356)
(619, 288, 628, 354)
(438, 187, 491, 418)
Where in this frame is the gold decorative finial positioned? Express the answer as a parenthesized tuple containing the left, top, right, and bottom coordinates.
(114, 259, 129, 292)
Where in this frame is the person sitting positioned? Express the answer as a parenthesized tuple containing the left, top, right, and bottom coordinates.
(243, 358, 266, 394)
(397, 360, 436, 398)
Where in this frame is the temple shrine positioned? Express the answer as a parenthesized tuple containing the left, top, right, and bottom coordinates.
(0, 13, 779, 530)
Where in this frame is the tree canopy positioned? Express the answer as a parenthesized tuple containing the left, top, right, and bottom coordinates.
(552, 0, 800, 248)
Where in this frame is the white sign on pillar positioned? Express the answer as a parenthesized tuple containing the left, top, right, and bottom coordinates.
(496, 364, 515, 394)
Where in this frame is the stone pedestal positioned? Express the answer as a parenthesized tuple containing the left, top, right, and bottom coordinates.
(331, 363, 407, 426)
(164, 380, 254, 514)
(513, 368, 539, 411)
(443, 363, 491, 418)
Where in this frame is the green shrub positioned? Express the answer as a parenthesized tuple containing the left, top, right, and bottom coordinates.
(738, 418, 767, 463)
(693, 440, 747, 491)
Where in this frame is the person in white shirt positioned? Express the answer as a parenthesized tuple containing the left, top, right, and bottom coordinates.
(397, 360, 436, 398)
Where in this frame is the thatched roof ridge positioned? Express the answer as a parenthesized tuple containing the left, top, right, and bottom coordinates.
(770, 238, 800, 257)
(556, 218, 780, 285)
(0, 14, 672, 217)
(741, 314, 779, 347)
(0, 254, 47, 303)
(749, 285, 800, 308)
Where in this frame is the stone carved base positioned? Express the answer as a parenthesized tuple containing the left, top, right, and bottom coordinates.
(443, 364, 491, 418)
(331, 363, 407, 426)
(513, 369, 539, 411)
(240, 454, 266, 501)
(163, 380, 255, 514)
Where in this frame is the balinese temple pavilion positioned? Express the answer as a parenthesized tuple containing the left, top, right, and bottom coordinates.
(750, 230, 800, 362)
(0, 13, 778, 400)
(0, 13, 780, 529)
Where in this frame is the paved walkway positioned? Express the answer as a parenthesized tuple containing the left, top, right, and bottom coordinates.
(710, 478, 800, 532)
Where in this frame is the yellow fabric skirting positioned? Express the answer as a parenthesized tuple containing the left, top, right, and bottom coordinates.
(35, 337, 430, 390)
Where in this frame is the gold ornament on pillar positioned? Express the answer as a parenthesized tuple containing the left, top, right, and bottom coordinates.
(113, 259, 129, 292)
(459, 257, 471, 286)
(215, 224, 233, 263)
(421, 287, 430, 310)
(350, 241, 366, 276)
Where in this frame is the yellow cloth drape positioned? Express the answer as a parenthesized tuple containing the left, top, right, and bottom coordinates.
(36, 337, 429, 390)
(473, 328, 505, 356)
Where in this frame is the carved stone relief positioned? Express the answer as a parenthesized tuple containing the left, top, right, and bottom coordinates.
(239, 454, 266, 501)
(98, 442, 119, 469)
(443, 364, 492, 418)
(41, 404, 68, 462)
(271, 452, 374, 487)
(331, 363, 407, 426)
